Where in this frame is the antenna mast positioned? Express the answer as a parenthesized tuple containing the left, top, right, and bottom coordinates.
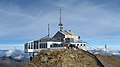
(59, 9, 63, 31)
(48, 23, 50, 38)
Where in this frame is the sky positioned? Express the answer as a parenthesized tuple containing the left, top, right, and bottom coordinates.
(0, 0, 120, 50)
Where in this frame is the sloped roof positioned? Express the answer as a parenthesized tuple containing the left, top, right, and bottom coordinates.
(59, 31, 75, 36)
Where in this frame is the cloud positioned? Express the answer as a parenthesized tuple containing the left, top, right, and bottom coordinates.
(60, 1, 120, 39)
(0, 0, 120, 49)
(0, 44, 23, 50)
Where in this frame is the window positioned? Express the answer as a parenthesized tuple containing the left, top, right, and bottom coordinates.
(42, 44, 44, 48)
(45, 43, 47, 48)
(34, 44, 35, 49)
(25, 43, 28, 49)
(40, 44, 42, 48)
(77, 44, 79, 46)
(50, 45, 52, 47)
(28, 45, 30, 49)
(41, 44, 43, 48)
(53, 44, 58, 47)
(31, 42, 33, 45)
(37, 44, 38, 49)
(84, 44, 85, 46)
(33, 41, 39, 49)
(35, 44, 37, 49)
(51, 43, 63, 47)
(43, 43, 47, 48)
(81, 44, 82, 46)
(39, 43, 47, 48)
(60, 44, 63, 47)
(31, 45, 33, 49)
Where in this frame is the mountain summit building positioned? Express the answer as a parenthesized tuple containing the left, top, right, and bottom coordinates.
(24, 9, 87, 53)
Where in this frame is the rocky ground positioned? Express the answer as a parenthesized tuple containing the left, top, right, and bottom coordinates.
(1, 49, 119, 67)
(96, 54, 120, 67)
(25, 49, 104, 67)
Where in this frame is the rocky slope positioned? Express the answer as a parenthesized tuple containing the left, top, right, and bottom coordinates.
(96, 54, 120, 67)
(25, 49, 104, 67)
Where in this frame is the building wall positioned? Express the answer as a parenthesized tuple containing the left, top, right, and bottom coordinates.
(72, 36, 79, 42)
(65, 35, 79, 42)
(52, 31, 65, 41)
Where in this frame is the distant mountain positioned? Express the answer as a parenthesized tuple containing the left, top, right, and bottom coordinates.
(89, 49, 120, 58)
(0, 49, 29, 62)
(0, 49, 29, 67)
(0, 59, 26, 67)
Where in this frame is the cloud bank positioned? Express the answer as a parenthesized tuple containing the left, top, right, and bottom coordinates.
(0, 0, 120, 49)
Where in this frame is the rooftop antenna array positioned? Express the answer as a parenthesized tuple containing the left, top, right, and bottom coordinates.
(59, 9, 63, 31)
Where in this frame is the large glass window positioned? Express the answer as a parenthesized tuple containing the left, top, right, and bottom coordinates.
(31, 45, 33, 49)
(34, 41, 39, 49)
(37, 44, 38, 49)
(39, 44, 42, 48)
(45, 43, 47, 48)
(28, 45, 30, 49)
(39, 43, 47, 48)
(31, 42, 33, 45)
(52, 43, 63, 47)
(43, 44, 44, 48)
(53, 44, 57, 47)
(34, 44, 35, 49)
(35, 44, 38, 49)
(25, 43, 28, 49)
(41, 44, 43, 48)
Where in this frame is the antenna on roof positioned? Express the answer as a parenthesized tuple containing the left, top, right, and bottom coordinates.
(59, 9, 63, 31)
(48, 23, 50, 38)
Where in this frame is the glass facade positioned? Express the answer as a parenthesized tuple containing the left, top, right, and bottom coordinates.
(39, 43, 47, 48)
(50, 43, 63, 47)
